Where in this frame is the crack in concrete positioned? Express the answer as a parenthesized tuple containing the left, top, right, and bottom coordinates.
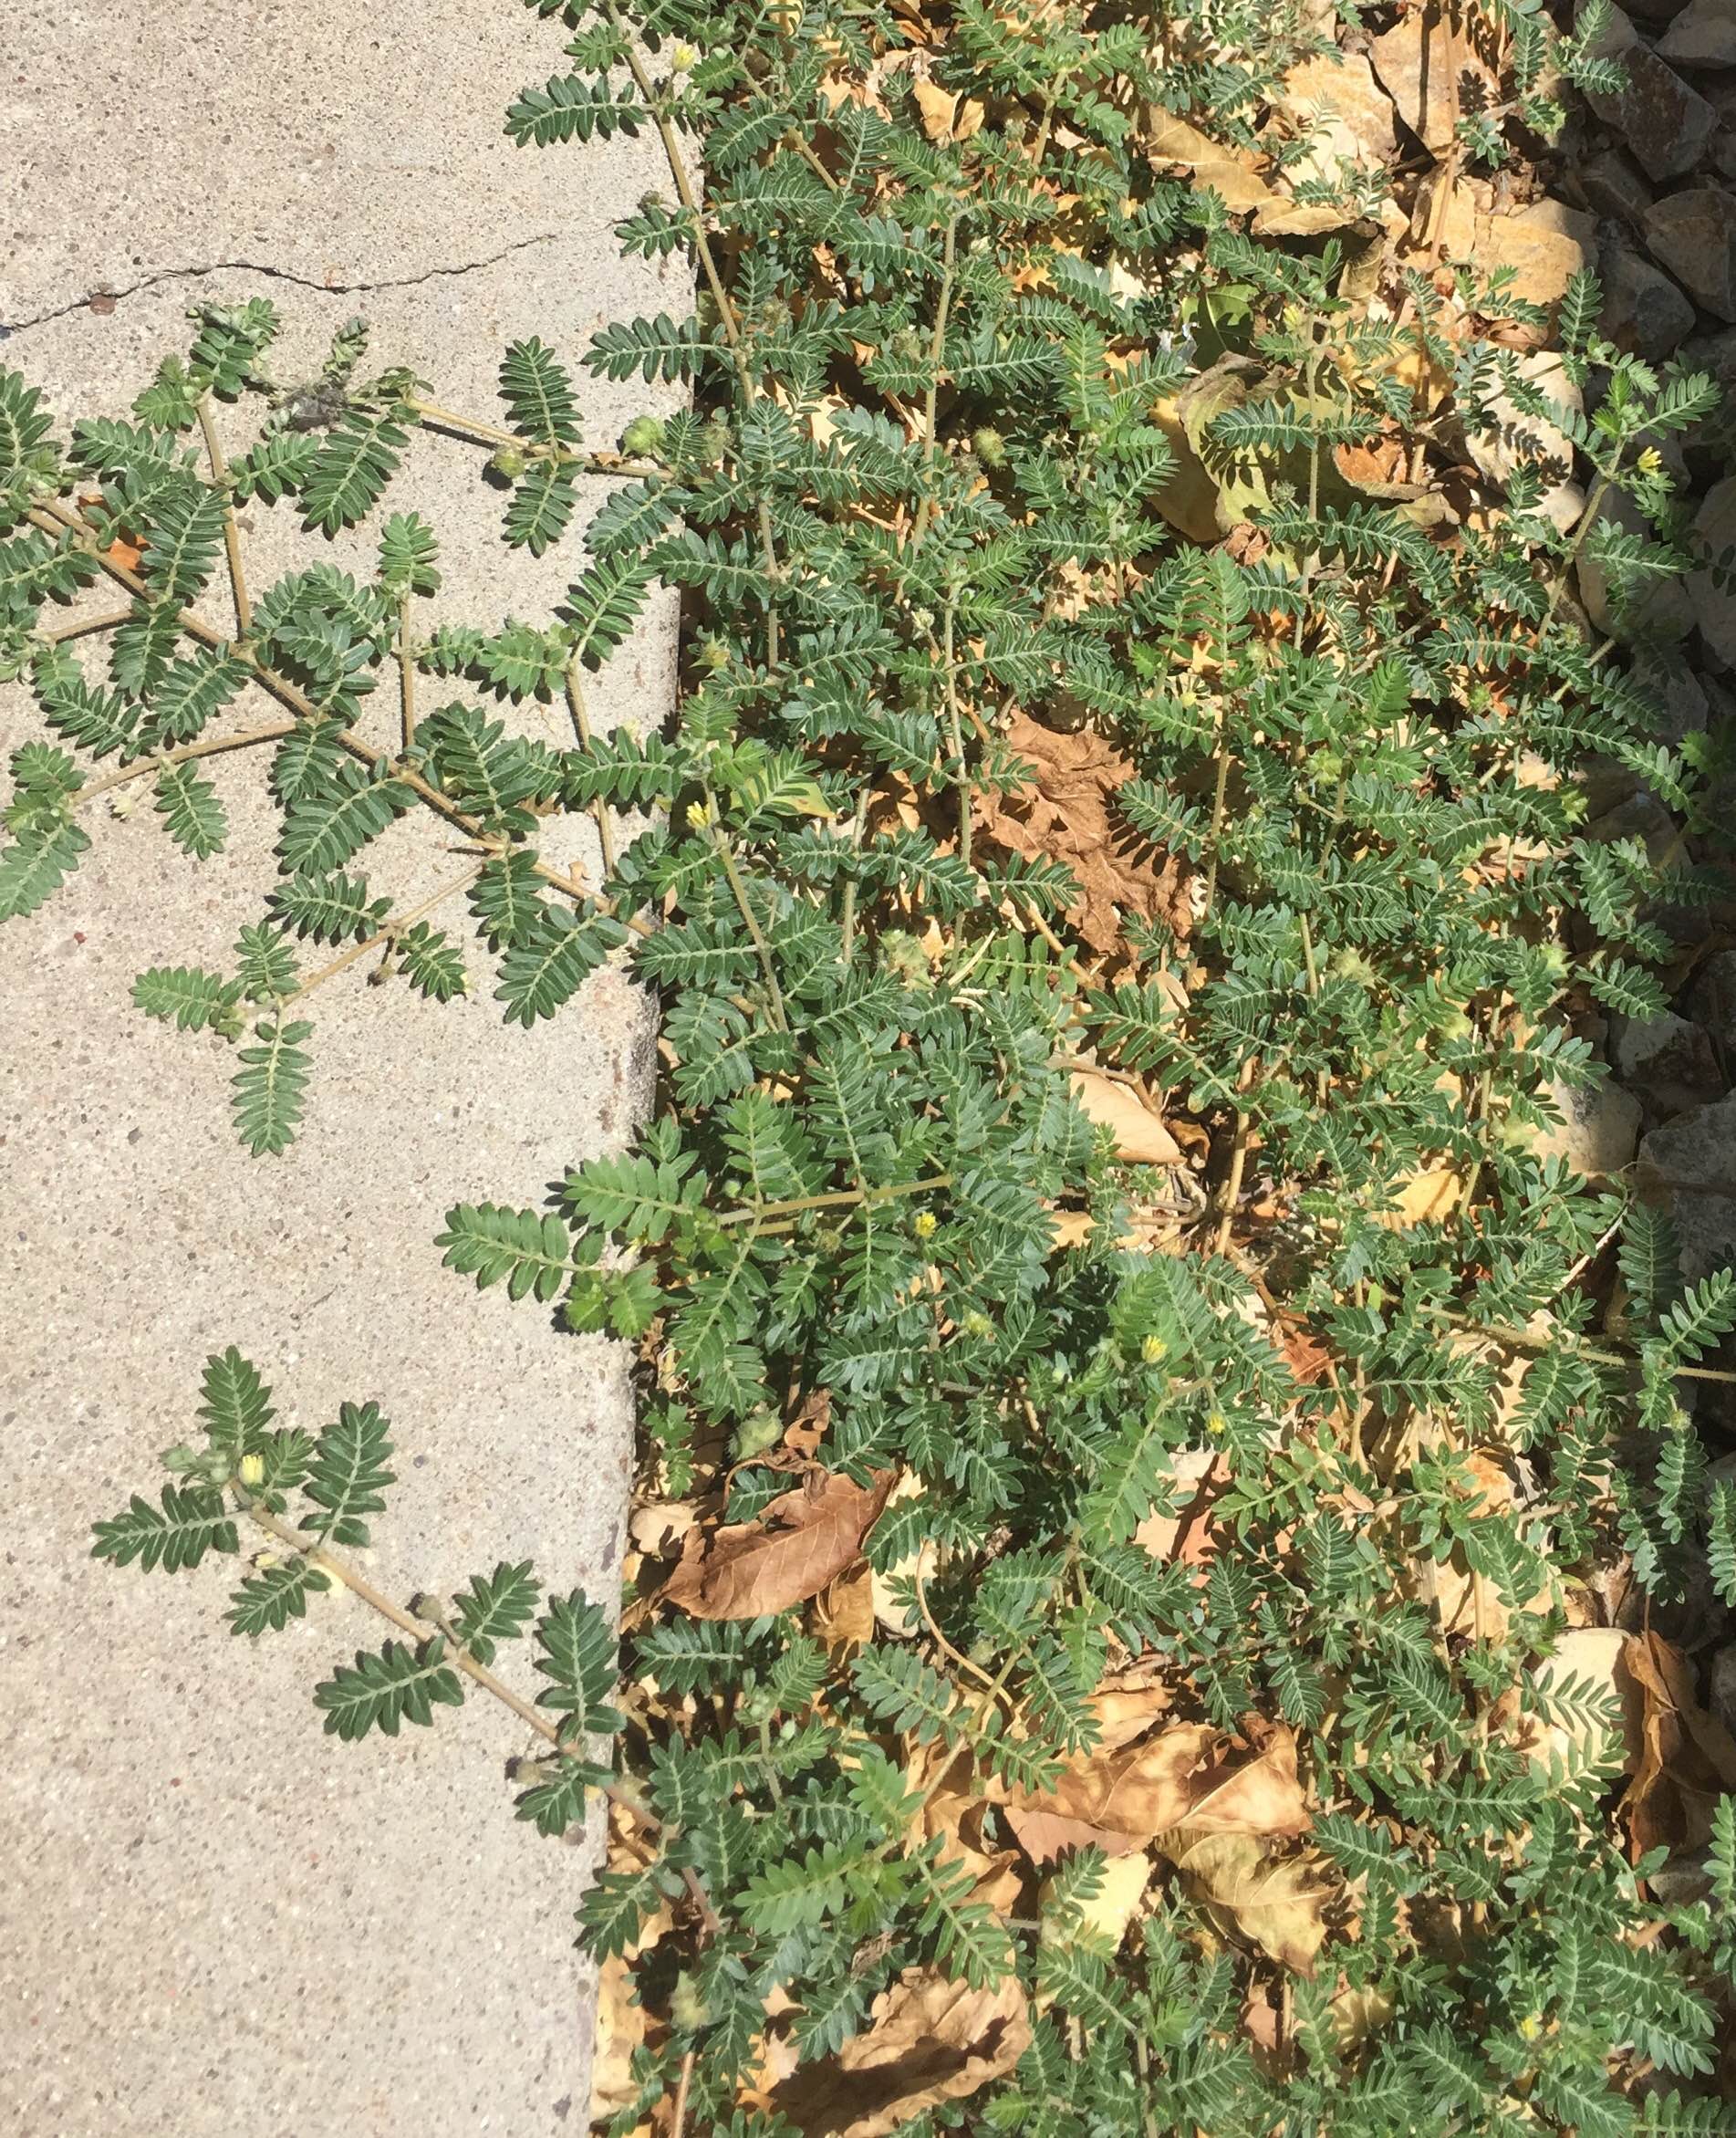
(1, 231, 563, 339)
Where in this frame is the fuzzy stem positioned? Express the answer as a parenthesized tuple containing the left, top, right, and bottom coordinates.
(715, 1173, 952, 1228)
(941, 601, 971, 868)
(407, 398, 657, 477)
(75, 722, 296, 804)
(284, 865, 483, 1005)
(598, 0, 782, 662)
(564, 656, 619, 873)
(397, 593, 417, 755)
(706, 796, 789, 1032)
(30, 499, 609, 911)
(234, 1492, 721, 1929)
(38, 605, 137, 645)
(913, 213, 962, 547)
(195, 391, 252, 637)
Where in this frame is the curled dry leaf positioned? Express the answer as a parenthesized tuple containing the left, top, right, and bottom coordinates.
(1133, 1444, 1220, 1566)
(660, 1465, 895, 1621)
(810, 1562, 877, 1653)
(1375, 1165, 1462, 1229)
(869, 1470, 934, 1636)
(1169, 1828, 1332, 1974)
(590, 1811, 674, 2123)
(911, 74, 984, 145)
(1400, 1451, 1559, 1643)
(774, 1966, 1031, 2138)
(999, 1716, 1310, 1864)
(1071, 1069, 1181, 1165)
(920, 1785, 1025, 1916)
(1519, 1625, 1637, 1775)
(1043, 1848, 1154, 1955)
(973, 711, 1194, 958)
(1620, 1630, 1736, 1860)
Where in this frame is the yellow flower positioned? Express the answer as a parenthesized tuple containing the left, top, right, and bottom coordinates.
(238, 1452, 265, 1486)
(912, 1210, 938, 1239)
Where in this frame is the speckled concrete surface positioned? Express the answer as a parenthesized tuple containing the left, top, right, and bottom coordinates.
(1, 7, 681, 2133)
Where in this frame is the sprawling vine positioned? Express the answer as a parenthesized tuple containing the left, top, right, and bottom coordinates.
(5, 0, 1736, 2131)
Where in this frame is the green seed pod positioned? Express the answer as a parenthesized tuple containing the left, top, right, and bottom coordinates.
(972, 425, 1007, 468)
(670, 1973, 712, 2031)
(619, 415, 666, 458)
(488, 445, 527, 481)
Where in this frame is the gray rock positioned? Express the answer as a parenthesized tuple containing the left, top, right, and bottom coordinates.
(1612, 1010, 1724, 1114)
(1585, 4, 1720, 180)
(1686, 947, 1736, 1048)
(1645, 186, 1736, 318)
(1464, 350, 1585, 534)
(1598, 235, 1698, 357)
(1711, 1644, 1736, 1742)
(1690, 474, 1736, 662)
(1682, 322, 1736, 387)
(1631, 643, 1710, 745)
(1576, 485, 1697, 641)
(1531, 1077, 1643, 1177)
(1639, 1092, 1736, 1278)
(1658, 0, 1736, 68)
(1583, 147, 1657, 225)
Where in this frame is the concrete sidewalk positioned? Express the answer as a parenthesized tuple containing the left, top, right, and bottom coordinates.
(2, 7, 681, 2133)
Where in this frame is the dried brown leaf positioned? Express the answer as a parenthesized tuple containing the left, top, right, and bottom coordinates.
(774, 1967, 1031, 2138)
(999, 1720, 1310, 1864)
(1071, 1069, 1181, 1165)
(974, 711, 1194, 958)
(660, 1467, 895, 1621)
(1170, 1828, 1332, 1973)
(1621, 1630, 1736, 1859)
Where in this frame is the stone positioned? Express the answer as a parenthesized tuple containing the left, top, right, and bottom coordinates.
(1582, 1, 1720, 179)
(1658, 0, 1736, 68)
(1371, 3, 1501, 153)
(1531, 1076, 1643, 1177)
(1576, 485, 1698, 641)
(1683, 322, 1736, 389)
(1645, 186, 1736, 318)
(0, 3, 683, 2133)
(1463, 349, 1585, 533)
(1632, 643, 1710, 745)
(1597, 235, 1699, 357)
(1611, 1011, 1724, 1114)
(1690, 475, 1736, 662)
(1582, 146, 1658, 226)
(1268, 51, 1398, 189)
(1686, 947, 1736, 1048)
(1478, 197, 1599, 309)
(1711, 1646, 1736, 1743)
(1638, 1093, 1736, 1278)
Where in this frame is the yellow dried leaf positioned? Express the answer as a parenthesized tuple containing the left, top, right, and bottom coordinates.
(1044, 1848, 1153, 1953)
(1072, 1070, 1181, 1165)
(1170, 1829, 1331, 1973)
(811, 1563, 877, 1653)
(911, 76, 984, 144)
(1375, 1166, 1461, 1229)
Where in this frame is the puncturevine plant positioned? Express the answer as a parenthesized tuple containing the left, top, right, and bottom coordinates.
(6, 0, 1736, 2129)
